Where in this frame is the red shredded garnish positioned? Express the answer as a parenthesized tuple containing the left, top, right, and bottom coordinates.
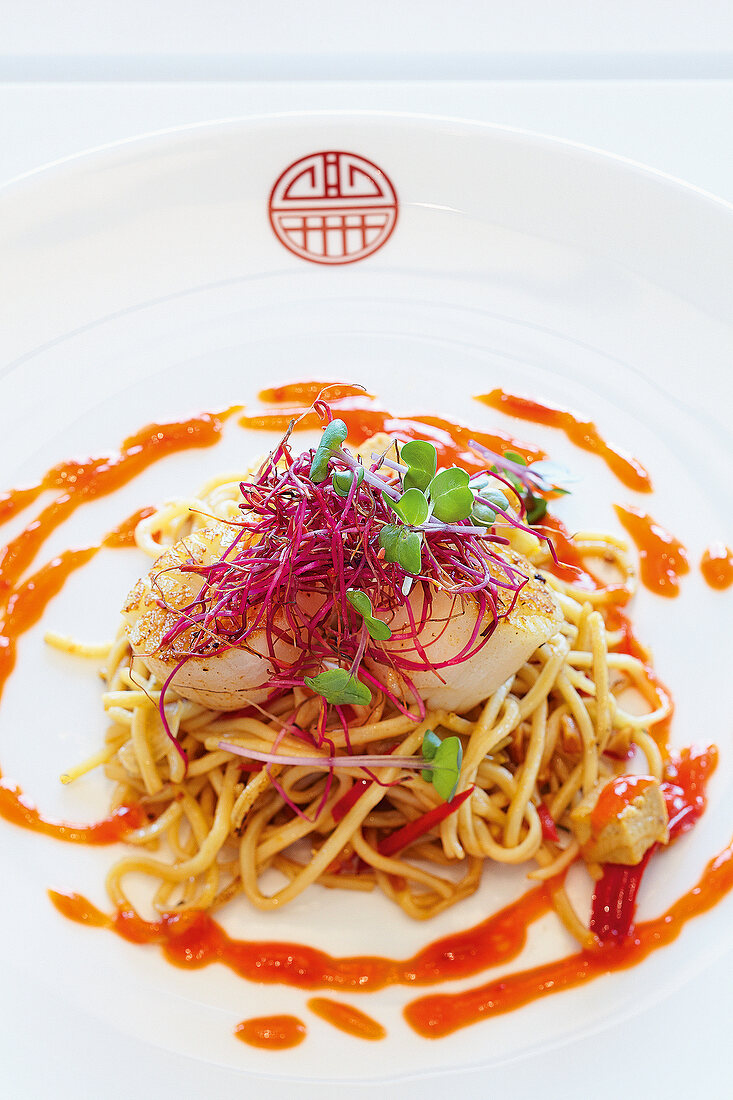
(378, 787, 474, 858)
(152, 406, 557, 778)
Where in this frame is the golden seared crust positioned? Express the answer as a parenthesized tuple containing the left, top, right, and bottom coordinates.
(491, 546, 561, 625)
(122, 524, 234, 661)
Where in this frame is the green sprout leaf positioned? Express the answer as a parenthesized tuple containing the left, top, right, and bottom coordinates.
(304, 669, 372, 706)
(346, 589, 392, 641)
(310, 419, 348, 483)
(472, 488, 510, 527)
(384, 486, 429, 526)
(471, 501, 497, 526)
(379, 525, 423, 576)
(332, 466, 364, 498)
(378, 524, 401, 561)
(401, 440, 437, 492)
(526, 494, 548, 525)
(420, 729, 442, 780)
(397, 531, 423, 574)
(428, 467, 474, 523)
(420, 730, 463, 801)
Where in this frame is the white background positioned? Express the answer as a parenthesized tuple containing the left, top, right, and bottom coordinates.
(1, 4, 732, 1098)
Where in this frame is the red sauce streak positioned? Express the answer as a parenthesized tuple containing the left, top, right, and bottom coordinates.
(0, 783, 145, 843)
(307, 997, 386, 1041)
(48, 881, 553, 991)
(405, 747, 724, 1038)
(259, 381, 371, 404)
(48, 742, 730, 1044)
(0, 411, 231, 602)
(614, 504, 689, 597)
(0, 390, 722, 1043)
(0, 485, 43, 525)
(0, 412, 231, 697)
(701, 542, 733, 590)
(664, 745, 717, 836)
(239, 396, 544, 478)
(0, 547, 98, 698)
(234, 1015, 306, 1050)
(590, 775, 655, 836)
(477, 390, 652, 492)
(0, 411, 231, 842)
(102, 507, 156, 549)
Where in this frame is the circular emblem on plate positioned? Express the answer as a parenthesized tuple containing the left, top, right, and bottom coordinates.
(268, 151, 398, 265)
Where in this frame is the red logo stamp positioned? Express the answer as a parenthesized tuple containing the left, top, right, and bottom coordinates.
(269, 151, 398, 265)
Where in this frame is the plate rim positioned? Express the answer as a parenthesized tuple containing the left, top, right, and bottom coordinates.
(1, 107, 733, 224)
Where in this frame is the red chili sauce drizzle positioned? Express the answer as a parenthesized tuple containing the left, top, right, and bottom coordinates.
(103, 506, 157, 549)
(307, 997, 386, 1041)
(701, 542, 733, 590)
(259, 381, 372, 405)
(49, 879, 554, 990)
(0, 410, 232, 836)
(0, 387, 729, 1043)
(47, 742, 727, 1041)
(234, 1015, 307, 1050)
(477, 390, 652, 492)
(243, 389, 545, 477)
(405, 746, 721, 1038)
(614, 504, 690, 598)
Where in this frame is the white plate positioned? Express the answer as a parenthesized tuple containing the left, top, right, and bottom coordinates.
(1, 113, 732, 1098)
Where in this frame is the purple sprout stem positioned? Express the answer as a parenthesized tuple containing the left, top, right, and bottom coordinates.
(218, 741, 431, 770)
(337, 450, 400, 499)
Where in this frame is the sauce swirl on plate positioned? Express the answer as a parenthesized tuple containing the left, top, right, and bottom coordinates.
(0, 388, 730, 1047)
(614, 505, 689, 597)
(476, 390, 652, 492)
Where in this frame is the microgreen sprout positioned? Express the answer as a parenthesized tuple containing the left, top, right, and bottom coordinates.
(420, 729, 463, 801)
(427, 466, 475, 523)
(332, 466, 364, 498)
(525, 493, 548, 525)
(304, 669, 372, 706)
(310, 418, 348, 482)
(384, 486, 430, 526)
(528, 460, 578, 493)
(401, 439, 437, 492)
(219, 726, 463, 802)
(378, 524, 423, 574)
(346, 589, 392, 641)
(467, 441, 576, 528)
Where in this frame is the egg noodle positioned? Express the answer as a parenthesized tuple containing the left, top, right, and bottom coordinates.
(50, 456, 672, 947)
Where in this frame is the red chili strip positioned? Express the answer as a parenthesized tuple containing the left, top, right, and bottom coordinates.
(590, 744, 718, 943)
(378, 787, 473, 858)
(331, 778, 371, 823)
(590, 845, 655, 943)
(537, 802, 559, 842)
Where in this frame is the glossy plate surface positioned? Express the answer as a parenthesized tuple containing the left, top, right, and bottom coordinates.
(0, 113, 732, 1091)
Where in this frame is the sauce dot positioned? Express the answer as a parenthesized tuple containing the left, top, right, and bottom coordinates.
(234, 1014, 307, 1050)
